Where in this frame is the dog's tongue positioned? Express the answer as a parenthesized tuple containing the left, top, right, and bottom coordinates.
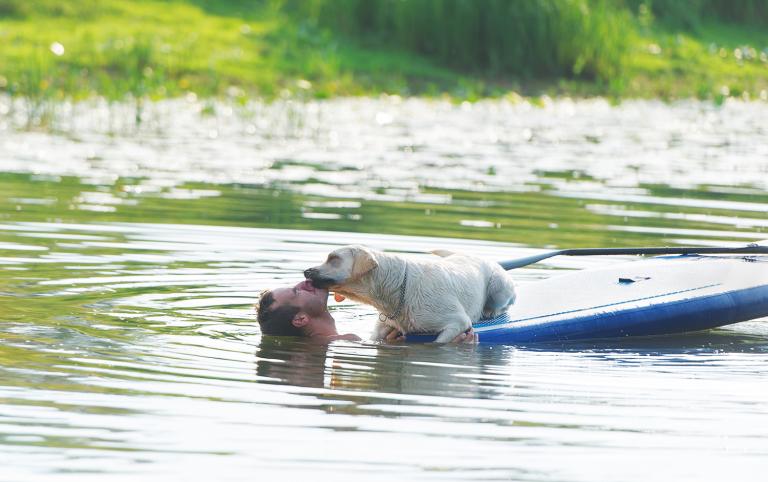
(334, 293, 346, 302)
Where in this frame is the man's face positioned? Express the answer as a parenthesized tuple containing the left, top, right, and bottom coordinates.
(270, 280, 329, 318)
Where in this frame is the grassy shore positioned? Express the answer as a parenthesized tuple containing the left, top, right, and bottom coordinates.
(0, 0, 766, 107)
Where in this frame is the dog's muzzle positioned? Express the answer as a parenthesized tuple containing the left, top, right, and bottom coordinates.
(303, 268, 336, 289)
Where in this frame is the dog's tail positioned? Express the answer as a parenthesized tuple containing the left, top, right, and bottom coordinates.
(430, 249, 455, 258)
(483, 269, 517, 319)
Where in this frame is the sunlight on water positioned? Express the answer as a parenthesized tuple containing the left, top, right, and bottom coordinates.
(2, 96, 768, 199)
(1, 97, 768, 480)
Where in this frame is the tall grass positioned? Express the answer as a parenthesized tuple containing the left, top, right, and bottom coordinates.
(0, 0, 766, 119)
(282, 0, 634, 82)
(703, 0, 768, 25)
(627, 0, 768, 29)
(0, 0, 106, 18)
(2, 36, 172, 128)
(0, 1, 204, 127)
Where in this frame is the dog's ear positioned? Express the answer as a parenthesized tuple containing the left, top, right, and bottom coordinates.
(350, 245, 378, 279)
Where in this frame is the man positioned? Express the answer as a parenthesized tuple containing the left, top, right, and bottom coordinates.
(256, 280, 476, 343)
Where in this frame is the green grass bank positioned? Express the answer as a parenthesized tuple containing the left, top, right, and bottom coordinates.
(0, 0, 767, 106)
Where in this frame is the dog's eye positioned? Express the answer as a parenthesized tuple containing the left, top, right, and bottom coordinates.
(328, 255, 340, 264)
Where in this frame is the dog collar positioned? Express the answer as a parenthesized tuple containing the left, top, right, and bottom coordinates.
(379, 265, 408, 322)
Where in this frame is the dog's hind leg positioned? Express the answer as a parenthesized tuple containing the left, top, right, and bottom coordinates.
(483, 270, 516, 319)
(434, 309, 472, 343)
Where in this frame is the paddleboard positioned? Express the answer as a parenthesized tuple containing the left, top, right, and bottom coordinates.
(406, 255, 768, 343)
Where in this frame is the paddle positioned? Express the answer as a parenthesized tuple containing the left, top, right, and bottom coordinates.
(499, 243, 768, 270)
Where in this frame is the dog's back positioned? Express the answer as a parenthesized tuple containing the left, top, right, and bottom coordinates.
(398, 252, 515, 338)
(428, 252, 516, 319)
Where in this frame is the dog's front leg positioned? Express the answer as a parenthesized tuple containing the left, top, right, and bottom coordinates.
(434, 311, 472, 343)
(371, 319, 393, 342)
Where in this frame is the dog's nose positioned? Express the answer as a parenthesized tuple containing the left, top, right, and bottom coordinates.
(304, 268, 317, 279)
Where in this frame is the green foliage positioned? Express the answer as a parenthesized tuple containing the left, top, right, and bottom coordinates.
(627, 0, 768, 29)
(0, 0, 108, 18)
(0, 0, 766, 108)
(285, 0, 633, 82)
(703, 0, 768, 25)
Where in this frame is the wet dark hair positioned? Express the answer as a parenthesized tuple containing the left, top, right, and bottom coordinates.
(256, 289, 305, 337)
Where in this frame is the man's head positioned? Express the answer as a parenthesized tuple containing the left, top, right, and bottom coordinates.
(256, 280, 335, 337)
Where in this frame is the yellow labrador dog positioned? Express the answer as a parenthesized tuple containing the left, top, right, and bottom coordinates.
(304, 245, 516, 343)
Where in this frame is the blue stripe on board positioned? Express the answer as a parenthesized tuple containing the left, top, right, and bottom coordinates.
(473, 283, 720, 330)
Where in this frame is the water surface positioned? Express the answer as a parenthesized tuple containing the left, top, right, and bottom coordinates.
(1, 97, 767, 480)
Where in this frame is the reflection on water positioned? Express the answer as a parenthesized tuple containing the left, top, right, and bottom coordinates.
(1, 97, 767, 246)
(1, 97, 768, 480)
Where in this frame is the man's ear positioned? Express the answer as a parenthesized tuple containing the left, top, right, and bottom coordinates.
(351, 246, 378, 279)
(291, 312, 310, 328)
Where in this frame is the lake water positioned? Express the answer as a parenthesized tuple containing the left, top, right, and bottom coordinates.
(1, 96, 767, 480)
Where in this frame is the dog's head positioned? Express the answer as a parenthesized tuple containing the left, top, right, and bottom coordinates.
(304, 245, 378, 289)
